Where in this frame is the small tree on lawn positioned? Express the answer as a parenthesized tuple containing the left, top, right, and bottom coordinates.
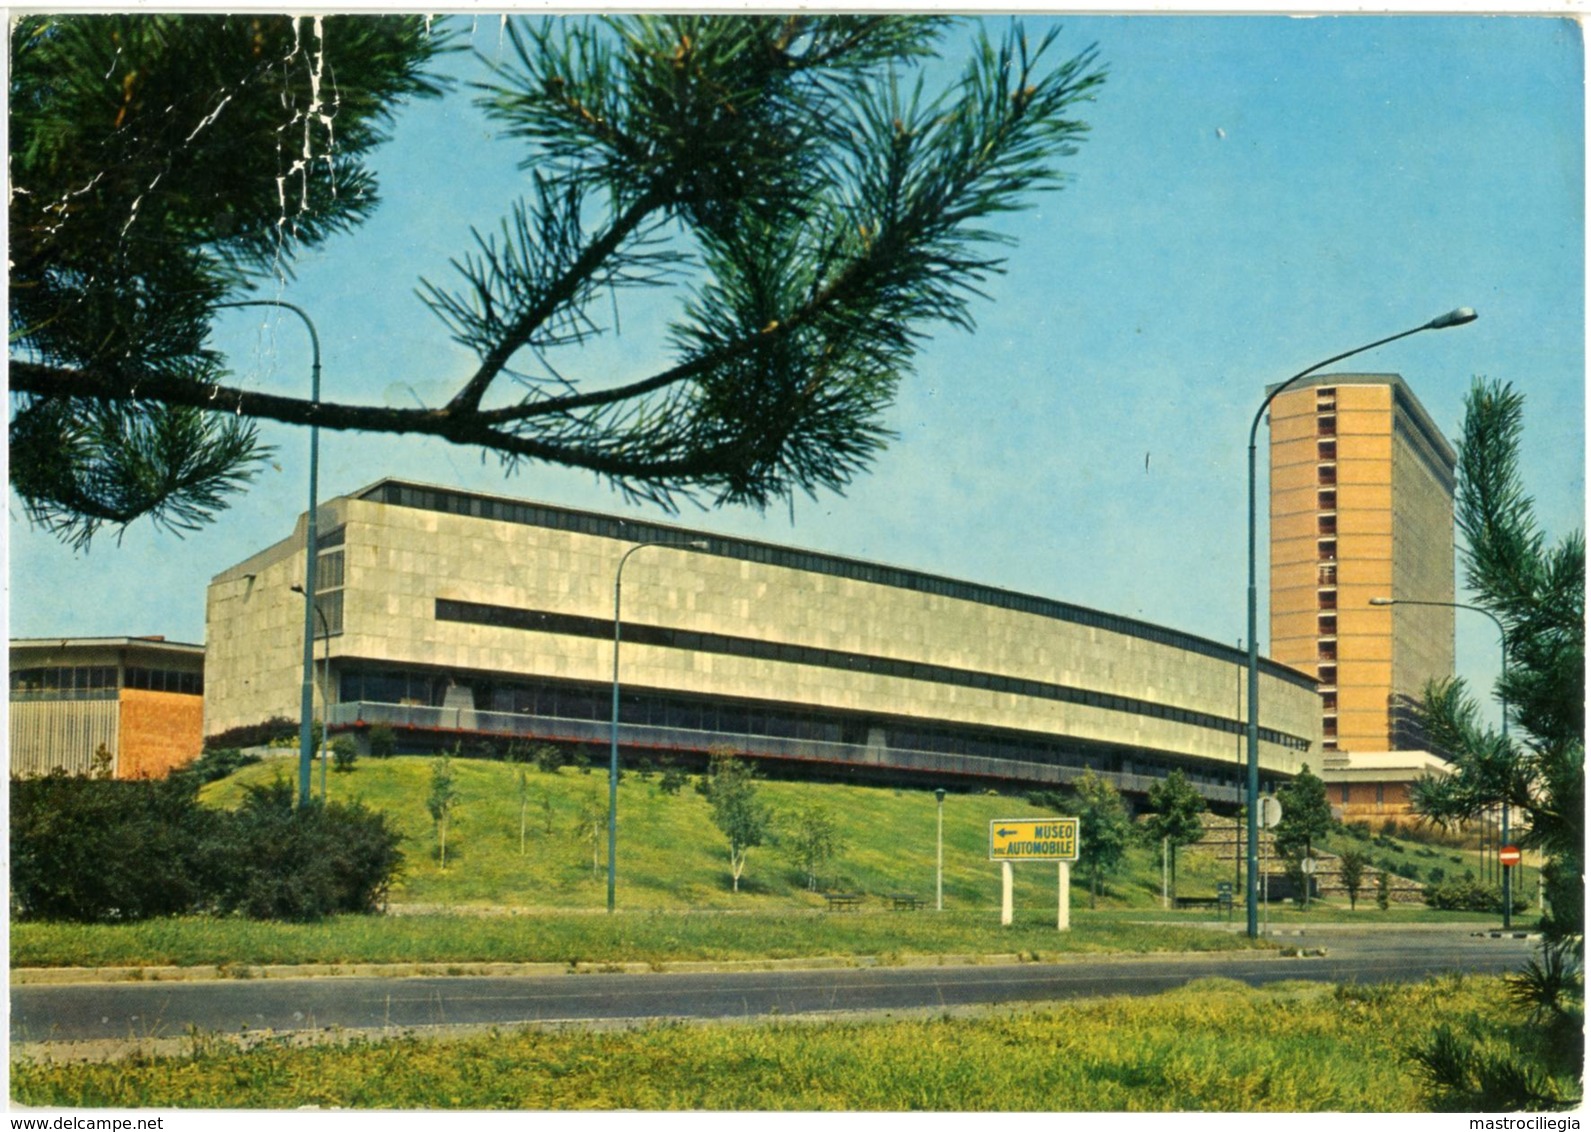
(331, 736, 358, 774)
(1376, 869, 1391, 911)
(573, 793, 605, 880)
(658, 759, 689, 796)
(534, 744, 564, 774)
(1141, 769, 1206, 904)
(785, 801, 844, 891)
(517, 766, 531, 855)
(703, 751, 770, 893)
(1067, 769, 1133, 908)
(426, 754, 460, 870)
(1274, 764, 1334, 908)
(368, 724, 397, 759)
(1338, 848, 1369, 910)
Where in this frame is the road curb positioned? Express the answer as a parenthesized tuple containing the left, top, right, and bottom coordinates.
(9, 948, 1280, 987)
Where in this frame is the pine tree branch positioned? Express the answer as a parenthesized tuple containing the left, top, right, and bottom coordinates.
(10, 360, 753, 490)
(441, 186, 670, 415)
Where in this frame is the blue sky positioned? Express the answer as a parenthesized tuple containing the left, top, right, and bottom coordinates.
(7, 13, 1584, 726)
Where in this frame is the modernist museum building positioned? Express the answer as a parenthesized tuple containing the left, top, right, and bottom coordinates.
(10, 635, 206, 779)
(205, 478, 1320, 808)
(1268, 374, 1458, 822)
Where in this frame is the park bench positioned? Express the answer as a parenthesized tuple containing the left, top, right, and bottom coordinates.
(1173, 894, 1228, 911)
(824, 892, 865, 912)
(887, 893, 924, 911)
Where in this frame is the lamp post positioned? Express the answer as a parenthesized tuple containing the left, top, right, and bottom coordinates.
(609, 538, 709, 913)
(1371, 595, 1511, 926)
(935, 787, 947, 911)
(1244, 307, 1476, 938)
(219, 299, 322, 809)
(290, 583, 332, 800)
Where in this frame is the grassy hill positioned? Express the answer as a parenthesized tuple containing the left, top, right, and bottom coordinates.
(201, 754, 1242, 913)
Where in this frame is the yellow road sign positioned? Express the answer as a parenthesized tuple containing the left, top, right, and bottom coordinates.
(990, 818, 1079, 861)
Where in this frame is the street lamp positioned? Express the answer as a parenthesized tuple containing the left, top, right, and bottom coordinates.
(1371, 595, 1511, 926)
(219, 299, 322, 808)
(1244, 307, 1476, 938)
(935, 787, 947, 911)
(291, 583, 333, 801)
(609, 538, 710, 913)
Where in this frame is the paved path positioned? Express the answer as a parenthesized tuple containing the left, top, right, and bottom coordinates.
(10, 925, 1538, 1050)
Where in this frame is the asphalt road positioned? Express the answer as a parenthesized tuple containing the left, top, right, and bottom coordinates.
(10, 925, 1538, 1046)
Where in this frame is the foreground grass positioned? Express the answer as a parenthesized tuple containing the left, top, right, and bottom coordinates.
(12, 975, 1557, 1110)
(11, 909, 1266, 969)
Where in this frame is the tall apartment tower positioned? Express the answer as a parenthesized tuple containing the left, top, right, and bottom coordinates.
(1269, 374, 1456, 819)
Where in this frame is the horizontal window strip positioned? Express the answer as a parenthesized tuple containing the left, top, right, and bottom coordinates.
(434, 598, 1310, 752)
(368, 480, 1316, 694)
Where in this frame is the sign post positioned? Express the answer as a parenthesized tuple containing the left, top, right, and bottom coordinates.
(1499, 846, 1521, 919)
(1259, 796, 1282, 932)
(990, 818, 1081, 931)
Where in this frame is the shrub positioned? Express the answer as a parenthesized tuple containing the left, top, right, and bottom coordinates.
(10, 772, 403, 923)
(176, 746, 261, 786)
(534, 745, 564, 774)
(368, 724, 396, 759)
(210, 780, 403, 920)
(331, 736, 358, 773)
(268, 722, 322, 750)
(1424, 879, 1530, 914)
(204, 716, 299, 752)
(11, 772, 217, 922)
(658, 763, 688, 795)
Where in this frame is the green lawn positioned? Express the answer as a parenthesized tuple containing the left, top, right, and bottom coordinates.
(13, 975, 1569, 1110)
(200, 755, 1194, 912)
(11, 908, 1273, 969)
(11, 755, 1505, 970)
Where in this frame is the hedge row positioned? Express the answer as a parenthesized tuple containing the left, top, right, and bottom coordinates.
(10, 771, 402, 923)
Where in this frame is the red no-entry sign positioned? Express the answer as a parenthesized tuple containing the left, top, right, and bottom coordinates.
(1499, 845, 1522, 867)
